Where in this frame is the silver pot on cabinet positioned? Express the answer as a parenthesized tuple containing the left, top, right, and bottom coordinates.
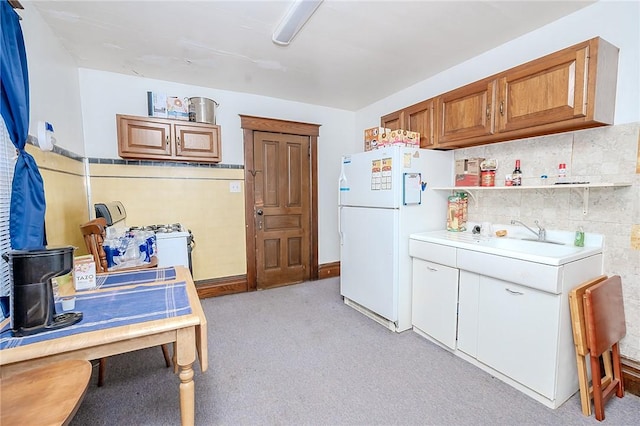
(188, 97, 218, 124)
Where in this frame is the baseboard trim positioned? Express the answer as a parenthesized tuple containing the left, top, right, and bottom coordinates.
(195, 275, 247, 298)
(622, 356, 640, 397)
(318, 261, 340, 279)
(195, 261, 340, 299)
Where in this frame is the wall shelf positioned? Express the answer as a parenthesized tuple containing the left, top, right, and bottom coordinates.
(432, 183, 632, 215)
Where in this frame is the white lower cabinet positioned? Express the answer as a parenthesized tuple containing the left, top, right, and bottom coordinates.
(457, 270, 480, 357)
(476, 276, 560, 399)
(409, 235, 604, 409)
(411, 259, 459, 350)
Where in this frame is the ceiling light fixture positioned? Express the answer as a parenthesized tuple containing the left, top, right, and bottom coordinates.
(272, 0, 323, 46)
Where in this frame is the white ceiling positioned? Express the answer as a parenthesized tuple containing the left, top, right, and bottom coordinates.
(30, 0, 595, 111)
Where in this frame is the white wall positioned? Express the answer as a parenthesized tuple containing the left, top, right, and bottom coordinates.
(20, 0, 639, 267)
(78, 69, 355, 264)
(20, 4, 85, 155)
(355, 0, 640, 140)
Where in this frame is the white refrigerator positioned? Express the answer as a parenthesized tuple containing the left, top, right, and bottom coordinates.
(338, 146, 453, 332)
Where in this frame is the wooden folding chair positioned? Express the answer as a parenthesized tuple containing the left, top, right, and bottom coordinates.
(584, 275, 626, 421)
(568, 275, 614, 416)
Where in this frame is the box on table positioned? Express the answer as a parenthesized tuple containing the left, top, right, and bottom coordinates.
(167, 96, 189, 120)
(74, 254, 97, 290)
(455, 158, 484, 187)
(364, 127, 391, 151)
(147, 91, 167, 118)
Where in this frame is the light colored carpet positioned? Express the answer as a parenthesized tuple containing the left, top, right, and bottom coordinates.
(71, 277, 640, 425)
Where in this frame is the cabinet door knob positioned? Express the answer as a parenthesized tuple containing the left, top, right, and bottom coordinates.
(505, 288, 524, 295)
(166, 136, 170, 147)
(427, 266, 438, 272)
(500, 101, 504, 116)
(176, 136, 181, 147)
(486, 105, 491, 118)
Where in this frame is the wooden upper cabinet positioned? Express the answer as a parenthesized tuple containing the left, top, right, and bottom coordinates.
(117, 115, 221, 163)
(118, 115, 173, 157)
(405, 99, 435, 148)
(380, 99, 436, 148)
(382, 37, 618, 150)
(175, 123, 221, 160)
(436, 79, 496, 147)
(380, 110, 404, 131)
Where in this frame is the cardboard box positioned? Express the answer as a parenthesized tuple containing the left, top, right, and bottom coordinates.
(389, 129, 421, 147)
(364, 127, 391, 151)
(147, 91, 167, 118)
(74, 255, 97, 291)
(455, 157, 484, 187)
(455, 158, 484, 175)
(455, 174, 481, 187)
(404, 130, 420, 147)
(167, 96, 189, 120)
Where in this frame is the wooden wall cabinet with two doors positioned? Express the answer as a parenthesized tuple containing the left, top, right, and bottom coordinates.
(382, 37, 619, 150)
(117, 114, 221, 163)
(381, 99, 436, 149)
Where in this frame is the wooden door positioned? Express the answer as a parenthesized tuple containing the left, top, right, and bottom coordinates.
(436, 79, 497, 146)
(251, 131, 312, 289)
(117, 115, 173, 158)
(175, 123, 221, 162)
(380, 109, 404, 131)
(405, 99, 435, 148)
(496, 46, 589, 133)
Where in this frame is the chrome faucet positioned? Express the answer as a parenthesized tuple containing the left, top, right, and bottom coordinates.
(511, 219, 546, 241)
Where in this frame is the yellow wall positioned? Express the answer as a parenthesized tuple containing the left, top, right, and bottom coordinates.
(88, 163, 247, 281)
(27, 145, 88, 254)
(30, 144, 247, 282)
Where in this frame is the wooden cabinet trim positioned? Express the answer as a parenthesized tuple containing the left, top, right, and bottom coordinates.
(239, 115, 320, 136)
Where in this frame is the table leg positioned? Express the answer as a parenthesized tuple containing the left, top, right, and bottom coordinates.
(178, 362, 195, 426)
(176, 327, 197, 426)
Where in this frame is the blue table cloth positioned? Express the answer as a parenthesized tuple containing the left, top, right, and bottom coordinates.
(93, 266, 177, 289)
(0, 281, 191, 349)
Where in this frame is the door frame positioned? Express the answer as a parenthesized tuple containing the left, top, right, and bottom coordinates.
(240, 115, 320, 291)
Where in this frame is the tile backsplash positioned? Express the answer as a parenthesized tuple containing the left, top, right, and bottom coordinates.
(455, 122, 640, 362)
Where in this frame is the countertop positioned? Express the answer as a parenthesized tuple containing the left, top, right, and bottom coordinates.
(409, 226, 603, 266)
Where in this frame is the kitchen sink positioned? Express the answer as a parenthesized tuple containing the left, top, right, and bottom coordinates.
(520, 237, 565, 245)
(478, 237, 581, 258)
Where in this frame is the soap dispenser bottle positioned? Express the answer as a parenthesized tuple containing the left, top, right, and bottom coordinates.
(574, 226, 585, 247)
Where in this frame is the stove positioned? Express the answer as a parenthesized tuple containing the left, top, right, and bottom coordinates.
(130, 223, 187, 234)
(130, 223, 194, 274)
(95, 203, 194, 275)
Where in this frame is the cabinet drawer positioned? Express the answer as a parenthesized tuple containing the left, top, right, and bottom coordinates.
(409, 240, 456, 267)
(457, 249, 561, 293)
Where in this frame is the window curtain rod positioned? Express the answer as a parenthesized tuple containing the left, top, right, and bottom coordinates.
(8, 0, 23, 20)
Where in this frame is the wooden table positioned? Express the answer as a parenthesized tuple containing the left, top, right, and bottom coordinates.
(0, 266, 208, 426)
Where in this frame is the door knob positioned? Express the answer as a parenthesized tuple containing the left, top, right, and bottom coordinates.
(256, 209, 263, 215)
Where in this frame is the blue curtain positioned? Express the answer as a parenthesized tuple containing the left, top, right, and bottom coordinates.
(1, 0, 46, 250)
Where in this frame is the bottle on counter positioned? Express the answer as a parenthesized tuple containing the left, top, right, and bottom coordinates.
(512, 160, 522, 186)
(557, 163, 567, 184)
